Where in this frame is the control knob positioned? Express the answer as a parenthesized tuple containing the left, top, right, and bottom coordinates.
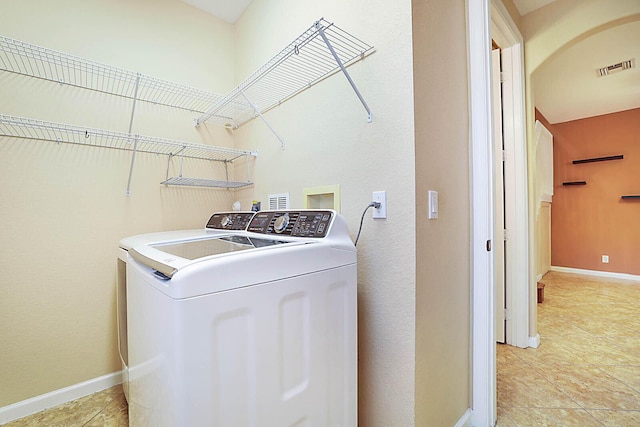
(273, 213, 289, 233)
(220, 215, 232, 228)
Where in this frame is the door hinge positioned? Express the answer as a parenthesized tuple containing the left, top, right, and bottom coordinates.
(502, 149, 506, 162)
(504, 229, 508, 241)
(500, 71, 505, 83)
(504, 308, 509, 319)
(486, 240, 491, 252)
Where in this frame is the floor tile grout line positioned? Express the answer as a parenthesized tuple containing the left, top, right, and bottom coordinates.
(497, 272, 640, 423)
(596, 367, 640, 397)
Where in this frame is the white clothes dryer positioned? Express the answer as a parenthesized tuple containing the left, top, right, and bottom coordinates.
(116, 212, 256, 403)
(125, 210, 357, 427)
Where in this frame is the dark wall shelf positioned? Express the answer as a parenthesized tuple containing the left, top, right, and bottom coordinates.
(562, 181, 587, 186)
(621, 195, 640, 200)
(573, 155, 623, 164)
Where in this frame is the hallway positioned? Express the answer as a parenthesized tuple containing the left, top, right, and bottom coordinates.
(497, 271, 640, 425)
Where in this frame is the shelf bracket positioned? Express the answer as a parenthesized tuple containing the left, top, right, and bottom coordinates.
(315, 20, 372, 123)
(124, 74, 141, 196)
(241, 91, 286, 150)
(163, 146, 187, 183)
(128, 73, 141, 134)
(125, 135, 140, 196)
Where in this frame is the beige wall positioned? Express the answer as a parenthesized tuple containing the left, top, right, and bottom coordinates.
(2, 0, 479, 424)
(230, 1, 419, 424)
(499, 0, 522, 30)
(0, 0, 236, 407)
(412, 0, 471, 425)
(522, 0, 640, 339)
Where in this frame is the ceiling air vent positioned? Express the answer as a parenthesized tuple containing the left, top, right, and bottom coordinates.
(597, 58, 635, 77)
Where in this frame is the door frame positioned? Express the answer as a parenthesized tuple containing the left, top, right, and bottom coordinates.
(490, 3, 531, 349)
(492, 47, 506, 345)
(468, 0, 529, 425)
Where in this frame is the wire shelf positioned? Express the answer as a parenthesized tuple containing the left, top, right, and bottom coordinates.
(197, 18, 374, 127)
(0, 114, 250, 163)
(0, 35, 223, 113)
(161, 177, 252, 189)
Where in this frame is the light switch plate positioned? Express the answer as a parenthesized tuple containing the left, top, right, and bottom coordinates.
(428, 191, 438, 219)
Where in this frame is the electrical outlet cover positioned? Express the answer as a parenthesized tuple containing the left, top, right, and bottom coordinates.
(372, 191, 386, 219)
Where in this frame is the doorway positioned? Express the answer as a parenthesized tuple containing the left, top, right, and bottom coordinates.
(490, 5, 530, 350)
(469, 1, 530, 425)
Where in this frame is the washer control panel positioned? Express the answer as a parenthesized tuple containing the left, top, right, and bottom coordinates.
(248, 210, 334, 238)
(206, 212, 256, 230)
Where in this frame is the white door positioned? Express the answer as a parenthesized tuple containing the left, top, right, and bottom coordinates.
(492, 47, 506, 343)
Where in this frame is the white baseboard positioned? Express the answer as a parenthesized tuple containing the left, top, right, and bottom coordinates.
(550, 266, 640, 282)
(528, 333, 540, 348)
(536, 273, 543, 281)
(0, 371, 123, 424)
(455, 408, 473, 427)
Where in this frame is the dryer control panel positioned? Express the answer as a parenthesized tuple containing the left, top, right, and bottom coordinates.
(248, 210, 334, 238)
(206, 212, 255, 231)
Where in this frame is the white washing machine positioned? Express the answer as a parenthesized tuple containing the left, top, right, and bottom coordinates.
(125, 210, 357, 426)
(116, 212, 257, 403)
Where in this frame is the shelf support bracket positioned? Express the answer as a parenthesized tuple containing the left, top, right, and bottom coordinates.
(246, 152, 251, 185)
(128, 73, 141, 134)
(163, 146, 187, 183)
(315, 21, 372, 123)
(125, 135, 139, 196)
(241, 91, 286, 150)
(125, 74, 141, 196)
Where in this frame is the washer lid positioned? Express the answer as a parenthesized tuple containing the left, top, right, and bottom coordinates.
(129, 235, 297, 279)
(155, 235, 290, 260)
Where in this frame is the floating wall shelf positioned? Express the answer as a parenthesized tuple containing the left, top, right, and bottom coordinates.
(196, 18, 375, 149)
(0, 114, 254, 192)
(621, 195, 640, 200)
(573, 155, 623, 164)
(562, 181, 587, 186)
(0, 35, 222, 113)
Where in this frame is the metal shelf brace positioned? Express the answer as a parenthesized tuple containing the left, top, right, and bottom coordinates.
(195, 18, 374, 148)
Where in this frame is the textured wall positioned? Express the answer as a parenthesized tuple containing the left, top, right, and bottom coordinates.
(231, 1, 418, 425)
(1, 0, 481, 423)
(0, 0, 236, 407)
(412, 0, 471, 425)
(548, 108, 640, 275)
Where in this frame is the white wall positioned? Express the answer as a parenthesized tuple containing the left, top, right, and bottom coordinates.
(0, 0, 236, 407)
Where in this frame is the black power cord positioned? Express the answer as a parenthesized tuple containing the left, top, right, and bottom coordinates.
(354, 201, 381, 247)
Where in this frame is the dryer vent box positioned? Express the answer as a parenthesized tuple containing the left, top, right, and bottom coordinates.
(303, 185, 341, 211)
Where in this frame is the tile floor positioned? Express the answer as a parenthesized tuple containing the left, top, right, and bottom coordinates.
(3, 385, 128, 427)
(4, 271, 639, 426)
(497, 271, 640, 426)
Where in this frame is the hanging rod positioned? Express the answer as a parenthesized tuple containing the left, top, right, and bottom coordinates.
(0, 35, 223, 113)
(196, 18, 375, 128)
(0, 114, 250, 162)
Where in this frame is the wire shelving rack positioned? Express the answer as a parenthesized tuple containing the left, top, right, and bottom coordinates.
(0, 114, 254, 191)
(0, 35, 222, 113)
(196, 18, 375, 149)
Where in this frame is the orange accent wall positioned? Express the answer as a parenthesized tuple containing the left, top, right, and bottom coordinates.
(537, 108, 640, 275)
